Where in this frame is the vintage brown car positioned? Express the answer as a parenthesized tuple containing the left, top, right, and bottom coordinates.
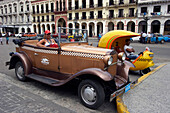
(6, 31, 133, 109)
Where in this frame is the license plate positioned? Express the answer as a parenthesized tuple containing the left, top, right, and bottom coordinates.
(125, 83, 131, 93)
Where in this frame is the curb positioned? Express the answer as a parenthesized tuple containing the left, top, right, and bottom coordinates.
(116, 64, 167, 113)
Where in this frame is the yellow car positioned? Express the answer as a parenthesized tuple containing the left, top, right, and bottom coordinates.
(98, 30, 154, 74)
(68, 33, 83, 41)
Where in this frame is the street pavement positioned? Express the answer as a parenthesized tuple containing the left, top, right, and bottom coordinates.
(123, 62, 170, 113)
(0, 73, 75, 113)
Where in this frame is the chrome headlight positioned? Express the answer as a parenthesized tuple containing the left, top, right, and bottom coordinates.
(122, 53, 126, 61)
(118, 52, 126, 61)
(108, 56, 113, 65)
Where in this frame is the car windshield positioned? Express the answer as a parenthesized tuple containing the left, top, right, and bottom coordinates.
(57, 27, 88, 44)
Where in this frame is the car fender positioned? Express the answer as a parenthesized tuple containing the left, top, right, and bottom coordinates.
(9, 52, 32, 75)
(72, 68, 114, 81)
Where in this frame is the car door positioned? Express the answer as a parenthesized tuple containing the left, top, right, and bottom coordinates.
(34, 47, 59, 72)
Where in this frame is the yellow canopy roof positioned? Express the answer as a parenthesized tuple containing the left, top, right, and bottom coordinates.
(98, 30, 140, 49)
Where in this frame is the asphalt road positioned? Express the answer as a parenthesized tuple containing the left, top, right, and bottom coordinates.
(0, 37, 170, 113)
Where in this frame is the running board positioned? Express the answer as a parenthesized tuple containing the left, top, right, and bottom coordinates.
(27, 74, 61, 86)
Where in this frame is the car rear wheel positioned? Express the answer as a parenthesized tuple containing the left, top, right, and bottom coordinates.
(15, 61, 27, 81)
(78, 79, 105, 109)
(160, 40, 165, 44)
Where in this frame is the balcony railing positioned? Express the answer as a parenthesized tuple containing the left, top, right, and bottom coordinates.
(150, 12, 162, 16)
(81, 16, 86, 20)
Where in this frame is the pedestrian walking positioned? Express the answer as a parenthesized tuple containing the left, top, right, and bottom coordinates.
(0, 32, 3, 45)
(147, 32, 152, 44)
(6, 32, 9, 45)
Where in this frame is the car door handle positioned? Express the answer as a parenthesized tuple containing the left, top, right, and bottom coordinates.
(34, 53, 38, 56)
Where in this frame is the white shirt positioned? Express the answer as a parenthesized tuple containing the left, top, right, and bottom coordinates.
(142, 33, 147, 37)
(147, 34, 152, 37)
(44, 39, 54, 47)
(124, 45, 134, 56)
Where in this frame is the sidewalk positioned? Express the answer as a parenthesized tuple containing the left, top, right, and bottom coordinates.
(0, 76, 75, 113)
(122, 63, 170, 113)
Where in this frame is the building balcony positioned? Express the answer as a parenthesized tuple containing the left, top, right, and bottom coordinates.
(12, 12, 17, 15)
(89, 5, 94, 8)
(81, 17, 86, 20)
(54, 8, 67, 14)
(88, 16, 94, 19)
(19, 11, 25, 14)
(98, 16, 103, 19)
(129, 0, 136, 4)
(127, 14, 136, 17)
(25, 10, 30, 14)
(150, 12, 162, 16)
(68, 17, 72, 20)
(107, 15, 115, 19)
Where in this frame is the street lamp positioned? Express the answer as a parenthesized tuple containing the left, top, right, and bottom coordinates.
(143, 14, 150, 33)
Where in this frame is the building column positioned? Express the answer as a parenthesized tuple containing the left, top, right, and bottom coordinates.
(103, 21, 106, 34)
(49, 1, 51, 12)
(66, 0, 68, 10)
(87, 23, 89, 36)
(79, 0, 82, 9)
(160, 24, 164, 34)
(73, 22, 75, 34)
(135, 25, 138, 33)
(72, 0, 75, 8)
(94, 22, 97, 37)
(114, 22, 117, 30)
(61, 0, 63, 11)
(44, 3, 46, 11)
(124, 24, 127, 30)
(79, 22, 82, 30)
(146, 19, 151, 33)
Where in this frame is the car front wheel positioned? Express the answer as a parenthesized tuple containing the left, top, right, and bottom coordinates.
(140, 67, 151, 75)
(78, 79, 105, 109)
(15, 61, 27, 81)
(160, 39, 165, 44)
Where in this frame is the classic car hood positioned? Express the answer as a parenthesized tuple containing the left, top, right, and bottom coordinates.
(61, 45, 113, 55)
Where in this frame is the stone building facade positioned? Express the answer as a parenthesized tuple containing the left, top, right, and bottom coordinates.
(138, 0, 170, 35)
(0, 0, 32, 34)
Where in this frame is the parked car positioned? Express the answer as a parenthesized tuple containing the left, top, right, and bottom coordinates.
(164, 35, 170, 42)
(146, 34, 169, 44)
(2, 33, 6, 37)
(131, 36, 140, 42)
(6, 29, 133, 109)
(52, 33, 68, 38)
(68, 33, 83, 41)
(23, 33, 37, 37)
(15, 33, 24, 37)
(9, 33, 15, 37)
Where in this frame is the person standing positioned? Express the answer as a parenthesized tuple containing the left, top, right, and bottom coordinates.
(0, 32, 3, 45)
(147, 32, 152, 44)
(142, 32, 147, 44)
(83, 31, 87, 41)
(6, 32, 9, 45)
(155, 32, 159, 44)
